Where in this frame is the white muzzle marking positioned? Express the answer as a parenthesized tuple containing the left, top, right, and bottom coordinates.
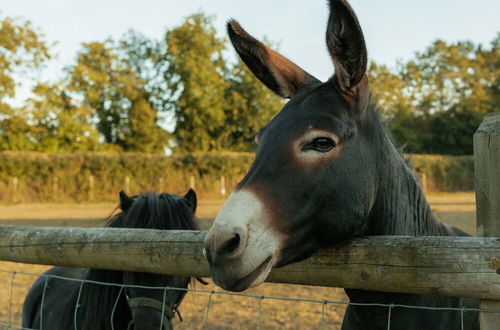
(204, 189, 284, 289)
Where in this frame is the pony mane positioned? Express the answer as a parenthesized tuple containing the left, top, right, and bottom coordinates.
(108, 192, 199, 231)
(75, 192, 198, 329)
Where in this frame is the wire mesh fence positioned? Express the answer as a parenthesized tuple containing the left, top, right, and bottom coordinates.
(1, 268, 499, 330)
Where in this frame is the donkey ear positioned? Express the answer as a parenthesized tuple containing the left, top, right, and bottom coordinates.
(119, 190, 134, 211)
(327, 0, 369, 112)
(227, 19, 320, 98)
(184, 188, 197, 212)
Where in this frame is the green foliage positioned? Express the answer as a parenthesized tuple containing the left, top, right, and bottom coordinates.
(124, 98, 170, 153)
(0, 104, 36, 150)
(370, 36, 499, 155)
(165, 13, 229, 152)
(224, 58, 284, 151)
(69, 41, 141, 147)
(165, 14, 283, 152)
(0, 15, 50, 100)
(24, 82, 103, 152)
(412, 154, 474, 191)
(68, 36, 169, 152)
(0, 15, 50, 152)
(0, 151, 255, 202)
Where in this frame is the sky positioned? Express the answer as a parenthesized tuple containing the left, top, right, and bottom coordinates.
(1, 0, 499, 103)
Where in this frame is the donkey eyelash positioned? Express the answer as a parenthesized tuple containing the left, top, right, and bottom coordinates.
(301, 137, 337, 152)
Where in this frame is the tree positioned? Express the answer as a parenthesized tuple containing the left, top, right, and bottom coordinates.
(402, 40, 493, 117)
(24, 82, 103, 152)
(224, 58, 283, 151)
(368, 61, 426, 151)
(118, 30, 171, 113)
(427, 106, 482, 155)
(124, 98, 169, 153)
(0, 15, 50, 100)
(165, 13, 229, 152)
(399, 39, 495, 154)
(69, 36, 169, 152)
(0, 103, 35, 150)
(369, 35, 499, 155)
(481, 33, 500, 113)
(0, 15, 50, 151)
(69, 41, 139, 147)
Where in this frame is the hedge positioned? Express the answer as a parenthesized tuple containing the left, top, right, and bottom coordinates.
(411, 154, 474, 192)
(0, 151, 473, 203)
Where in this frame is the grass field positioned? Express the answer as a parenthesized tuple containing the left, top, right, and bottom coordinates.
(0, 192, 476, 329)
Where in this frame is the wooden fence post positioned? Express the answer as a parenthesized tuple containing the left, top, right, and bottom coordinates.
(474, 112, 500, 329)
(189, 176, 195, 190)
(52, 177, 59, 201)
(419, 173, 427, 193)
(11, 177, 18, 203)
(158, 177, 164, 193)
(124, 176, 130, 194)
(220, 176, 226, 196)
(88, 175, 94, 201)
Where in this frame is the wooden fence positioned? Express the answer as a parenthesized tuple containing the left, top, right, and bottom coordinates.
(0, 227, 498, 301)
(0, 113, 499, 329)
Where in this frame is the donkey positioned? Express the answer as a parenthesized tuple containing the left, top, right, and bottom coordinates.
(204, 0, 479, 329)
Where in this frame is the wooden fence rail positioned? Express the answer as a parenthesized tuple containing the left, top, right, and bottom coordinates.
(0, 225, 498, 300)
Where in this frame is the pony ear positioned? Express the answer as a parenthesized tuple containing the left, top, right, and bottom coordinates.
(184, 188, 197, 212)
(227, 19, 320, 98)
(119, 190, 134, 211)
(326, 0, 369, 112)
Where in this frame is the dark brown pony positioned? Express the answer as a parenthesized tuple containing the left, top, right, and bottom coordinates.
(204, 1, 478, 329)
(23, 190, 200, 330)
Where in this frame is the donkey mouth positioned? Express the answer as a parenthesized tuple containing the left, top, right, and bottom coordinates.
(216, 255, 273, 292)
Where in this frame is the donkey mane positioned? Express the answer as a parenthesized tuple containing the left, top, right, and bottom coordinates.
(363, 105, 462, 237)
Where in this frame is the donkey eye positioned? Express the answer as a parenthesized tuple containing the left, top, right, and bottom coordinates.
(304, 137, 336, 152)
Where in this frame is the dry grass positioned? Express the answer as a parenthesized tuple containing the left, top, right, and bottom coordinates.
(426, 192, 476, 235)
(0, 262, 51, 329)
(0, 264, 347, 329)
(0, 192, 475, 329)
(174, 282, 346, 329)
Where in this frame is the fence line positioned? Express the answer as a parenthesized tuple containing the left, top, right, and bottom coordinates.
(0, 167, 469, 203)
(1, 269, 498, 330)
(1, 174, 239, 203)
(1, 226, 499, 300)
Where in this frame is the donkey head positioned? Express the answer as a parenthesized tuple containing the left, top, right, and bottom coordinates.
(205, 0, 379, 292)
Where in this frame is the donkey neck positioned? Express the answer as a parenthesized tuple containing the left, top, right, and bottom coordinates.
(364, 109, 450, 237)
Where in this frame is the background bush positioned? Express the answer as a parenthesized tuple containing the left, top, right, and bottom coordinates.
(411, 154, 474, 192)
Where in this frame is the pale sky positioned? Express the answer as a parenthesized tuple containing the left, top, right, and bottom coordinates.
(1, 0, 499, 103)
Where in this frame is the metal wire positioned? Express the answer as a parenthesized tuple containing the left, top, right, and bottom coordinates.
(159, 286, 168, 330)
(39, 276, 49, 330)
(204, 291, 214, 330)
(73, 280, 84, 330)
(257, 296, 264, 330)
(387, 303, 394, 330)
(8, 271, 16, 326)
(320, 300, 328, 330)
(1, 269, 499, 329)
(110, 285, 124, 330)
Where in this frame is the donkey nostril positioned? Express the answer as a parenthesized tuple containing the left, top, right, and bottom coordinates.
(220, 233, 241, 256)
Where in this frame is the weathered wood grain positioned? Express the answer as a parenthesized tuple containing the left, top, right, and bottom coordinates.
(0, 225, 498, 300)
